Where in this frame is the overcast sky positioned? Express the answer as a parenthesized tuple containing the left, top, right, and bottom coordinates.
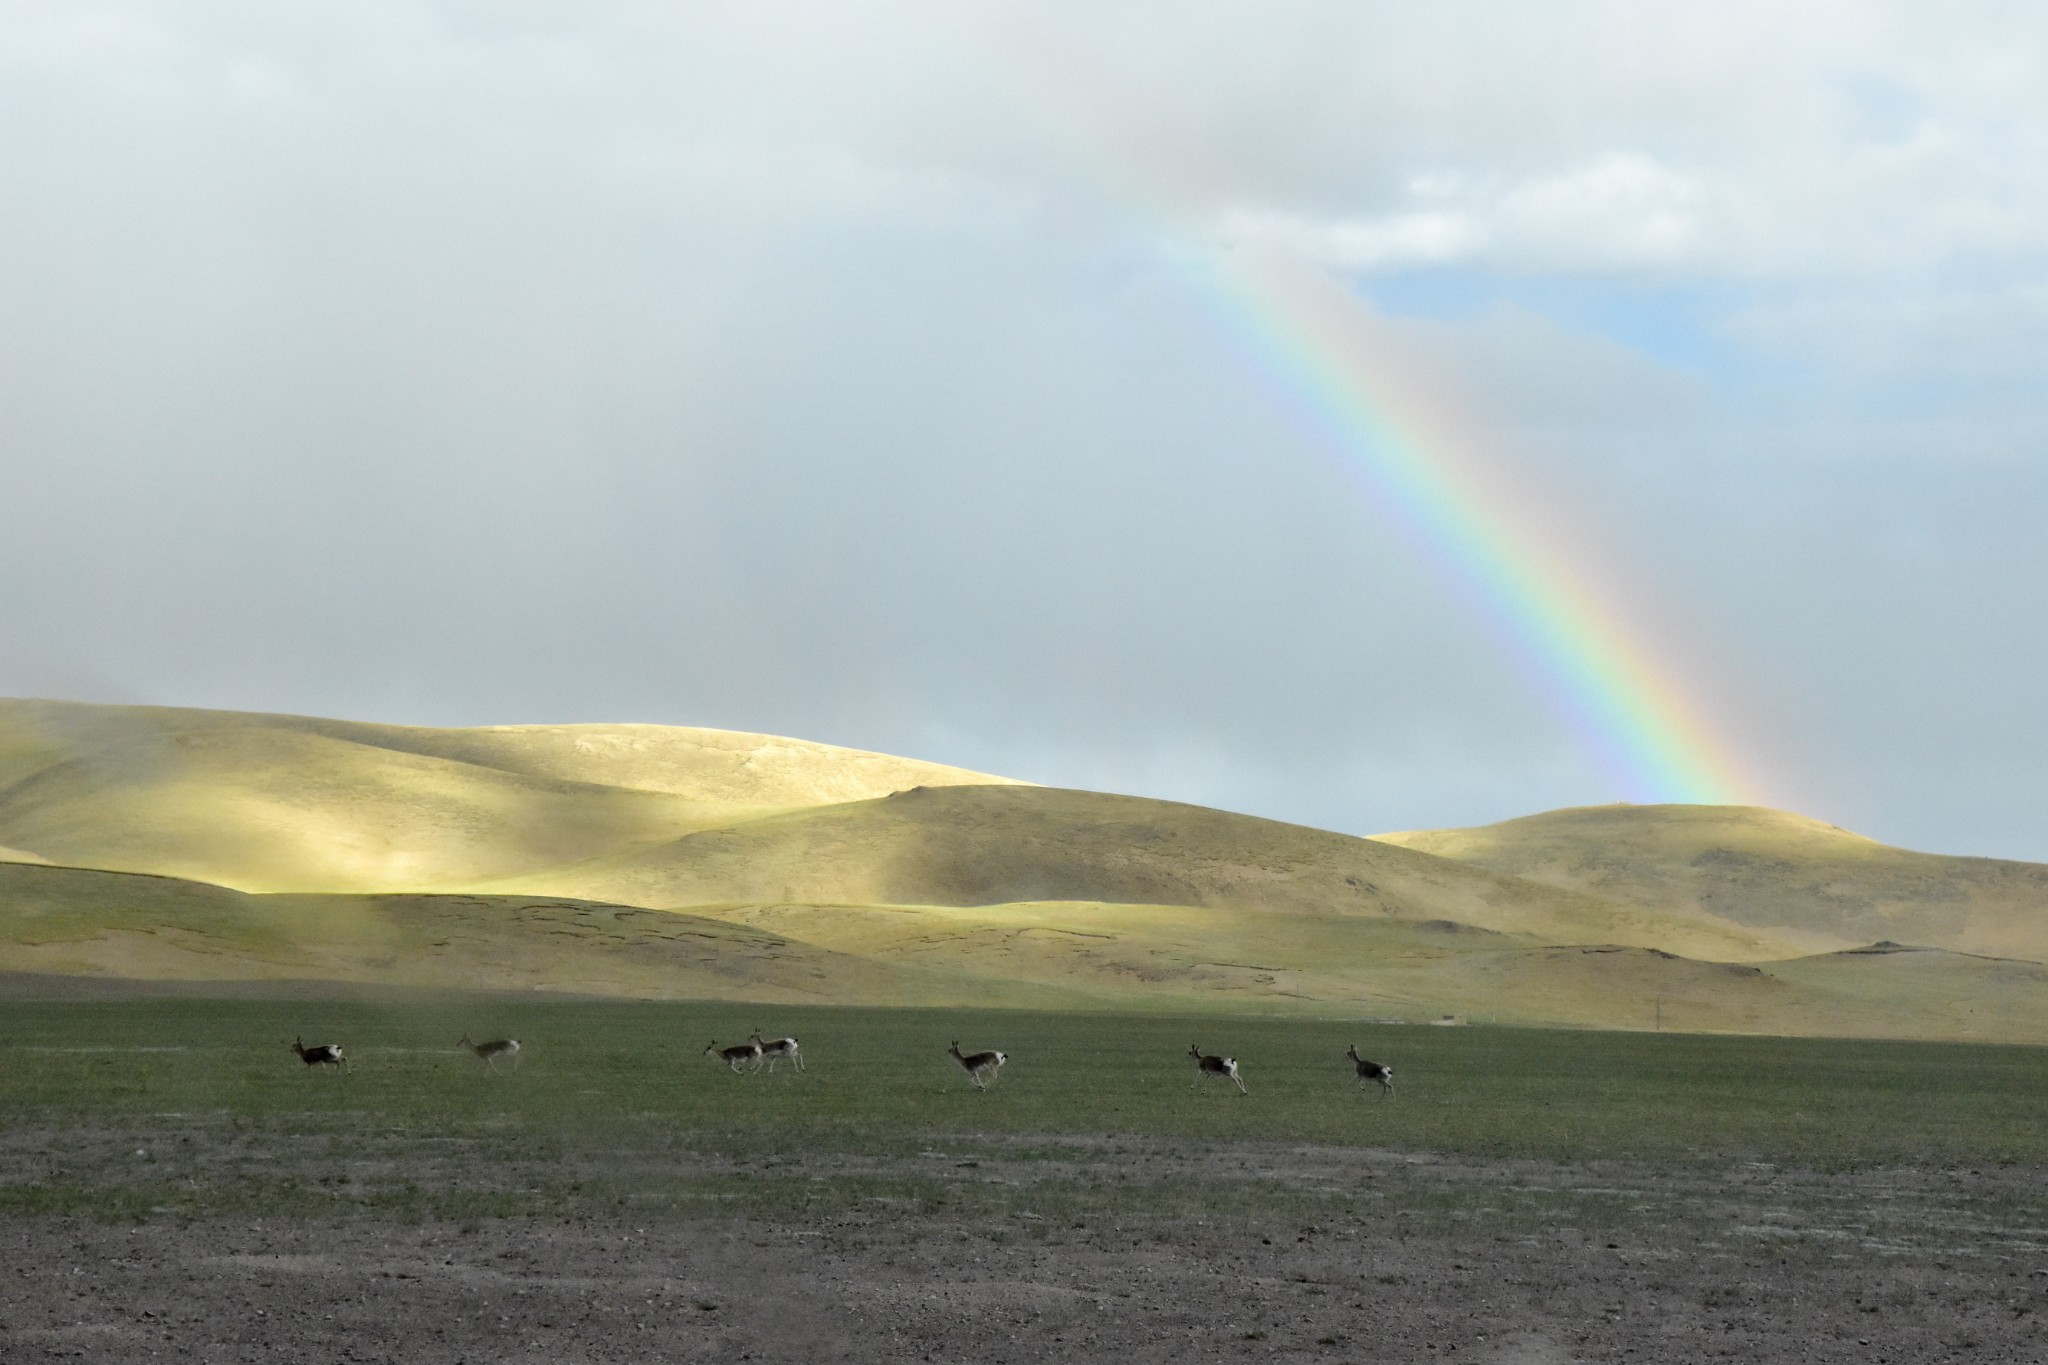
(4, 2, 2046, 860)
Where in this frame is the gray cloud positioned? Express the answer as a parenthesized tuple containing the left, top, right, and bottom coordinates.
(3, 2, 2045, 859)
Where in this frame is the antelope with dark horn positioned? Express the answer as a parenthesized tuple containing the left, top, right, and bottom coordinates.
(947, 1041, 1006, 1091)
(1345, 1044, 1394, 1097)
(748, 1030, 804, 1073)
(1188, 1043, 1247, 1095)
(290, 1036, 351, 1074)
(705, 1038, 763, 1074)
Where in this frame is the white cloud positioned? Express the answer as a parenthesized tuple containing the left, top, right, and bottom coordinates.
(1212, 153, 1712, 272)
(1495, 154, 1707, 266)
(1212, 203, 1485, 269)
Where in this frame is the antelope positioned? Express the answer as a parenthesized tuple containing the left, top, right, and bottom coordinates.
(947, 1041, 1006, 1091)
(748, 1030, 804, 1073)
(459, 1033, 521, 1073)
(290, 1036, 351, 1073)
(1188, 1043, 1247, 1095)
(706, 1039, 763, 1074)
(1346, 1044, 1394, 1097)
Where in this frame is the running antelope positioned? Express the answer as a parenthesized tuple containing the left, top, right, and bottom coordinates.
(1188, 1043, 1247, 1095)
(290, 1036, 351, 1073)
(706, 1039, 763, 1074)
(1346, 1044, 1394, 1097)
(748, 1030, 804, 1073)
(947, 1041, 1006, 1091)
(459, 1033, 521, 1073)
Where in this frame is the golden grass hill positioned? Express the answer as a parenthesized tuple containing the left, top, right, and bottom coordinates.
(2, 698, 2043, 1043)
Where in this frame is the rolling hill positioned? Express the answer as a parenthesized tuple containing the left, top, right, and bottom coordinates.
(476, 784, 1820, 963)
(0, 698, 1020, 893)
(1373, 804, 2048, 964)
(2, 698, 2044, 1041)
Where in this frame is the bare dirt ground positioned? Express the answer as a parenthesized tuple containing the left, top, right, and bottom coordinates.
(3, 1130, 2044, 1364)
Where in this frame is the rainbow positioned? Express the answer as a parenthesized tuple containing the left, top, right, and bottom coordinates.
(959, 15, 1768, 806)
(1185, 250, 1757, 803)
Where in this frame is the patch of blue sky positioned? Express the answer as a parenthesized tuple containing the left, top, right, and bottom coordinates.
(1836, 71, 1925, 146)
(1360, 267, 1771, 388)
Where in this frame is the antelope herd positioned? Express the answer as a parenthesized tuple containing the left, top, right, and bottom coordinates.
(284, 1028, 1395, 1100)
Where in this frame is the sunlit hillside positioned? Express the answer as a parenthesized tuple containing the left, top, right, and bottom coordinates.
(0, 699, 1020, 893)
(3, 699, 2045, 1042)
(1374, 804, 2048, 964)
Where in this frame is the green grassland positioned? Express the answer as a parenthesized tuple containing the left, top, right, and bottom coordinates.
(2, 998, 2045, 1231)
(4, 998, 2048, 1162)
(1, 997, 2041, 1165)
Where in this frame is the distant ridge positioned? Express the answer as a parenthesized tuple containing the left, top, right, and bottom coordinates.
(1373, 803, 2048, 964)
(2, 698, 2044, 1041)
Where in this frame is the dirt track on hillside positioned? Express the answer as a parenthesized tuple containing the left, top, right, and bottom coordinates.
(2, 1135, 2044, 1363)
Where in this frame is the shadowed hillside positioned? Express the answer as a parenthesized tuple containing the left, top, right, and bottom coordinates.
(6, 859, 2043, 1041)
(1374, 804, 2048, 964)
(0, 861, 1084, 1009)
(485, 784, 1813, 964)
